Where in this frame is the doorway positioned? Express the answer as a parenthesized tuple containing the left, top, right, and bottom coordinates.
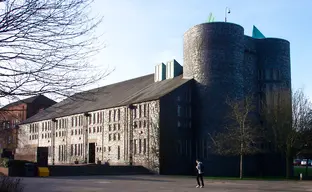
(88, 143, 95, 163)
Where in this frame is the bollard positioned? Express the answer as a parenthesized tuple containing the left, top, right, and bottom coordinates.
(300, 173, 303, 180)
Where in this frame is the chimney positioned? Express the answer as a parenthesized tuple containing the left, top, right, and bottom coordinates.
(154, 63, 166, 82)
(166, 59, 183, 79)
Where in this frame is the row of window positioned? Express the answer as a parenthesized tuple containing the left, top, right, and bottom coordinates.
(133, 104, 148, 119)
(56, 119, 68, 130)
(108, 124, 121, 131)
(41, 121, 52, 131)
(29, 134, 38, 140)
(70, 143, 83, 157)
(177, 105, 192, 118)
(108, 133, 121, 141)
(177, 89, 192, 103)
(58, 145, 67, 162)
(133, 139, 147, 155)
(133, 120, 147, 129)
(29, 124, 39, 133)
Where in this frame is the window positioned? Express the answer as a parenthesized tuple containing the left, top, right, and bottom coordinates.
(42, 134, 44, 139)
(75, 144, 77, 156)
(117, 146, 120, 160)
(58, 145, 61, 161)
(113, 110, 116, 122)
(97, 112, 100, 124)
(93, 113, 96, 124)
(143, 120, 146, 128)
(117, 109, 120, 121)
(71, 144, 73, 156)
(177, 96, 181, 102)
(109, 124, 111, 131)
(139, 139, 142, 154)
(143, 104, 147, 117)
(97, 126, 99, 132)
(113, 124, 116, 131)
(89, 128, 91, 133)
(113, 133, 116, 141)
(139, 105, 141, 118)
(118, 133, 120, 140)
(93, 127, 95, 133)
(89, 114, 92, 125)
(133, 108, 137, 119)
(139, 121, 141, 128)
(177, 105, 181, 117)
(108, 146, 111, 152)
(78, 144, 81, 156)
(134, 140, 137, 154)
(100, 112, 103, 123)
(109, 110, 111, 122)
(75, 129, 77, 135)
(109, 134, 111, 141)
(56, 132, 58, 137)
(118, 124, 120, 130)
(143, 139, 146, 154)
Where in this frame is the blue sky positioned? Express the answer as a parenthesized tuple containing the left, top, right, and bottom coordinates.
(91, 0, 311, 97)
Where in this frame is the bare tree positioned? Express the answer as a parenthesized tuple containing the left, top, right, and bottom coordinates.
(0, 0, 109, 102)
(144, 101, 160, 173)
(262, 88, 312, 178)
(209, 95, 263, 179)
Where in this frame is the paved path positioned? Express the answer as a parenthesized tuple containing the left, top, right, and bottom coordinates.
(18, 175, 312, 192)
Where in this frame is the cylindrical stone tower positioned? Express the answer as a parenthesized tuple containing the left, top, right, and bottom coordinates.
(183, 22, 245, 150)
(256, 38, 291, 93)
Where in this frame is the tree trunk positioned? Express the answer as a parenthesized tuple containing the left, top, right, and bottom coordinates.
(240, 153, 243, 179)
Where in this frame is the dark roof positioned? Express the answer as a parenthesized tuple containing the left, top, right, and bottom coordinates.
(1, 95, 50, 109)
(21, 74, 191, 124)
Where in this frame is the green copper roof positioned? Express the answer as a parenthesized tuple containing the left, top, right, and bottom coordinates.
(252, 25, 265, 39)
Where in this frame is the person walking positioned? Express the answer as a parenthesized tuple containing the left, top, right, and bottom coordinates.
(195, 159, 204, 188)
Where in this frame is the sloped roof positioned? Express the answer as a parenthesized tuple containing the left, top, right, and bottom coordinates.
(21, 74, 191, 124)
(1, 95, 51, 109)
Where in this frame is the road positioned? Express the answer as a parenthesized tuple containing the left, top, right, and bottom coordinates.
(18, 175, 312, 192)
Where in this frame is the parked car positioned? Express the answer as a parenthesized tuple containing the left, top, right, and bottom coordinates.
(293, 159, 301, 166)
(301, 159, 312, 166)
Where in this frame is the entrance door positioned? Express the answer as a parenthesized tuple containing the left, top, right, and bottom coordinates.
(88, 143, 95, 163)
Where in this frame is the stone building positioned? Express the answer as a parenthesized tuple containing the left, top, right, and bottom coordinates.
(17, 22, 291, 176)
(0, 95, 56, 153)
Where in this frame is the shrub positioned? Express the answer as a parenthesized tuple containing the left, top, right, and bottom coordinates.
(0, 159, 9, 168)
(0, 176, 24, 192)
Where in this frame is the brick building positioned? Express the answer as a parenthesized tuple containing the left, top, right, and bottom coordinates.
(0, 95, 56, 153)
(17, 22, 291, 176)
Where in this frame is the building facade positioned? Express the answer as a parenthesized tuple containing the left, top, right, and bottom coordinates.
(0, 95, 56, 153)
(17, 22, 291, 176)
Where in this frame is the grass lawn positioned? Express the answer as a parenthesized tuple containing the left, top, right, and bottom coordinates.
(293, 166, 312, 177)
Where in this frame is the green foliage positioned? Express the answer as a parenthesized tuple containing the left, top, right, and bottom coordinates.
(0, 176, 24, 192)
(0, 158, 9, 168)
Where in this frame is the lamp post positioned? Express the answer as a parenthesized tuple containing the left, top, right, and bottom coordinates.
(225, 7, 230, 22)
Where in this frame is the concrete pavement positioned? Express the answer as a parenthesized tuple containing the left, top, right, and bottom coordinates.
(19, 175, 312, 192)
